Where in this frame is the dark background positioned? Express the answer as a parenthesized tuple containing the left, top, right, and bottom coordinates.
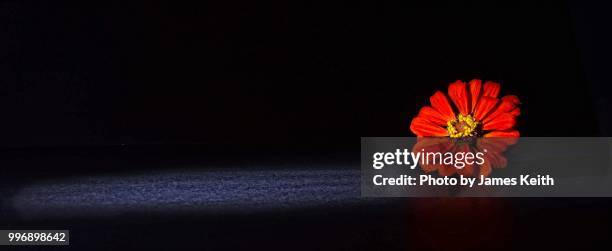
(1, 0, 608, 150)
(1, 0, 612, 250)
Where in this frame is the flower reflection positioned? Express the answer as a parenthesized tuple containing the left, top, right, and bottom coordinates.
(413, 137, 518, 177)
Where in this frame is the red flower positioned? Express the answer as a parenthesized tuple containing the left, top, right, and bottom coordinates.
(410, 80, 520, 138)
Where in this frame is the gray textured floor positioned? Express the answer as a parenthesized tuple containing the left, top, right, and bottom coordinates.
(11, 167, 361, 218)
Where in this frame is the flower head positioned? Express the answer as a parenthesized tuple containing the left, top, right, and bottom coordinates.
(410, 80, 520, 138)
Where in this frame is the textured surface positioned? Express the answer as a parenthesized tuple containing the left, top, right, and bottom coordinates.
(11, 167, 362, 218)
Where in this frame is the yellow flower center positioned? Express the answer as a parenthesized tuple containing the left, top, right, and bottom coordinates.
(447, 114, 479, 138)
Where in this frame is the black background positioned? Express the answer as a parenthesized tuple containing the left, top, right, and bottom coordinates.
(0, 0, 607, 150)
(1, 1, 612, 250)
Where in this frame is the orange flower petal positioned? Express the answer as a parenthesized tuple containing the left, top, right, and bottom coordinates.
(438, 165, 456, 177)
(417, 106, 448, 126)
(456, 144, 475, 176)
(448, 80, 469, 115)
(421, 163, 439, 173)
(483, 81, 500, 98)
(486, 151, 508, 169)
(479, 159, 492, 177)
(477, 138, 508, 152)
(414, 137, 451, 150)
(482, 113, 516, 131)
(478, 136, 519, 150)
(457, 163, 474, 176)
(509, 107, 520, 116)
(483, 98, 517, 124)
(413, 138, 447, 173)
(501, 95, 520, 105)
(429, 91, 455, 121)
(483, 130, 520, 138)
(410, 117, 449, 137)
(469, 79, 482, 113)
(473, 96, 499, 121)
